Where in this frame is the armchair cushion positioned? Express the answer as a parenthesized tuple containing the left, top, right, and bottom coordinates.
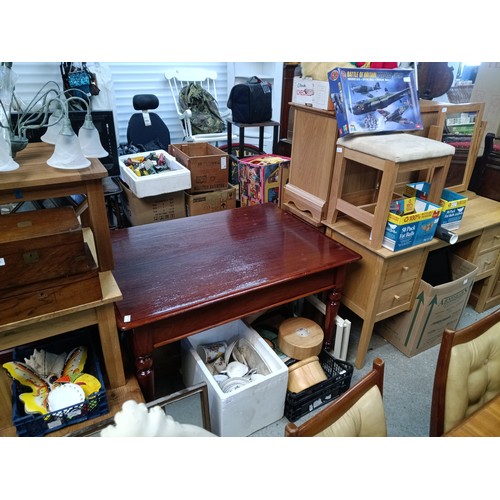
(445, 321, 500, 433)
(315, 385, 387, 437)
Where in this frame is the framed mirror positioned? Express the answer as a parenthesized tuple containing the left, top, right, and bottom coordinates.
(67, 382, 211, 437)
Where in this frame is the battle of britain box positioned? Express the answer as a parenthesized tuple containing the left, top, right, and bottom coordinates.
(327, 67, 424, 137)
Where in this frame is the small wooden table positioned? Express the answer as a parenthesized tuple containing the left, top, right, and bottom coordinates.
(445, 394, 500, 437)
(111, 203, 361, 401)
(0, 142, 114, 272)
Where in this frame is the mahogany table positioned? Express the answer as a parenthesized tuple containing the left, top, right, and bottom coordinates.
(111, 203, 361, 401)
(445, 394, 500, 437)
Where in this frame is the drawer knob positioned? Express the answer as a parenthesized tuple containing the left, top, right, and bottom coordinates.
(402, 266, 409, 272)
(394, 295, 400, 301)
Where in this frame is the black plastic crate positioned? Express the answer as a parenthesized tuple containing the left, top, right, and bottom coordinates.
(285, 350, 353, 422)
(10, 329, 109, 437)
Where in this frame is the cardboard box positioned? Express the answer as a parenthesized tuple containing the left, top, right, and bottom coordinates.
(376, 254, 478, 357)
(120, 181, 185, 226)
(119, 149, 191, 198)
(168, 143, 228, 193)
(382, 197, 442, 252)
(181, 319, 288, 437)
(404, 182, 468, 231)
(185, 184, 237, 216)
(238, 154, 291, 207)
(327, 67, 424, 137)
(292, 77, 333, 110)
(438, 189, 468, 231)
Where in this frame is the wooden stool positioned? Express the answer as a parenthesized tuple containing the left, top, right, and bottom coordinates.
(325, 133, 455, 249)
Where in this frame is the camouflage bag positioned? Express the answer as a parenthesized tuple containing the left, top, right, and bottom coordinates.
(179, 82, 225, 135)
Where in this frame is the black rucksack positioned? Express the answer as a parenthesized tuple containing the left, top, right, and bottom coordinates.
(227, 76, 272, 124)
(178, 82, 225, 135)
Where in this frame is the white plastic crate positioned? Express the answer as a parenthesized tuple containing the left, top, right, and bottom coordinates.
(181, 320, 288, 437)
(119, 149, 191, 198)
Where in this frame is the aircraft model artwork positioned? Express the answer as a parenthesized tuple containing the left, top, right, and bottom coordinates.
(377, 102, 415, 125)
(351, 82, 384, 97)
(350, 87, 411, 115)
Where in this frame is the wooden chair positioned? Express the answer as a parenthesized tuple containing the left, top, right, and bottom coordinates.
(430, 307, 500, 437)
(284, 357, 386, 437)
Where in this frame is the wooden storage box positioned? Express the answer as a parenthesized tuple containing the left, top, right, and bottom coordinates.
(168, 143, 228, 193)
(0, 207, 92, 291)
(0, 257, 102, 324)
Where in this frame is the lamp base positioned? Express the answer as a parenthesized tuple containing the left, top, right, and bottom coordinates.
(10, 136, 29, 159)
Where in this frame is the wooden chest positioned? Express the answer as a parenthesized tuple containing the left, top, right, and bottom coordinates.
(0, 206, 92, 291)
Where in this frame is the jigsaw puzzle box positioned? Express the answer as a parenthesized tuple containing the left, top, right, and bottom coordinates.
(327, 67, 424, 137)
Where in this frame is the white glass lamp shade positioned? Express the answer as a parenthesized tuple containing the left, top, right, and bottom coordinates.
(78, 115, 108, 158)
(40, 109, 64, 144)
(47, 118, 90, 170)
(0, 132, 19, 171)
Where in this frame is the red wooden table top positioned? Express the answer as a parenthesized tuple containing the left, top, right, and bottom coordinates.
(111, 203, 360, 330)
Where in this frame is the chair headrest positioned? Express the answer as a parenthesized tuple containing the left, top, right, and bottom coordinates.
(133, 94, 159, 111)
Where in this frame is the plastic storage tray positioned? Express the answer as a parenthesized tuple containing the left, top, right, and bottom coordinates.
(10, 329, 109, 437)
(285, 350, 353, 422)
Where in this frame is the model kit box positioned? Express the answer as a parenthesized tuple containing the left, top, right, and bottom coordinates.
(120, 180, 186, 226)
(181, 319, 288, 437)
(185, 184, 237, 216)
(169, 143, 228, 193)
(404, 182, 468, 231)
(238, 154, 291, 207)
(119, 149, 191, 198)
(376, 254, 478, 357)
(382, 197, 442, 252)
(327, 67, 424, 137)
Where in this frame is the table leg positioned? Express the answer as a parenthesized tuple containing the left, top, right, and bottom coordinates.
(86, 179, 114, 272)
(96, 303, 126, 389)
(131, 328, 155, 402)
(323, 287, 342, 351)
(323, 266, 348, 350)
(239, 127, 245, 159)
(355, 314, 377, 369)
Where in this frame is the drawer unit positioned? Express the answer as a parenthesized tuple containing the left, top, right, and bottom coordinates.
(480, 225, 500, 252)
(455, 223, 500, 281)
(474, 249, 500, 279)
(383, 252, 422, 287)
(377, 279, 418, 320)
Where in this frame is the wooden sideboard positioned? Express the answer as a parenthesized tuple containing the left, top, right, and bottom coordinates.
(324, 193, 500, 369)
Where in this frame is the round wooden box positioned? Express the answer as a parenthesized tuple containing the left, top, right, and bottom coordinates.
(278, 317, 324, 360)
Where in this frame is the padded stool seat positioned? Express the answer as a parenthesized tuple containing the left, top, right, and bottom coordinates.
(325, 133, 455, 249)
(337, 133, 455, 163)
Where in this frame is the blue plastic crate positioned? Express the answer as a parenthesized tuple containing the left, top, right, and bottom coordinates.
(10, 329, 109, 437)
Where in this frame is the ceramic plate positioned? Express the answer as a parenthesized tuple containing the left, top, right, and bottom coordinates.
(48, 383, 85, 412)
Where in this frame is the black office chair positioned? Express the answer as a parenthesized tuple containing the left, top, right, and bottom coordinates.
(126, 94, 171, 152)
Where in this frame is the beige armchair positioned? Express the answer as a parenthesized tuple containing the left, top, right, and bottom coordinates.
(285, 357, 386, 437)
(430, 307, 500, 437)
